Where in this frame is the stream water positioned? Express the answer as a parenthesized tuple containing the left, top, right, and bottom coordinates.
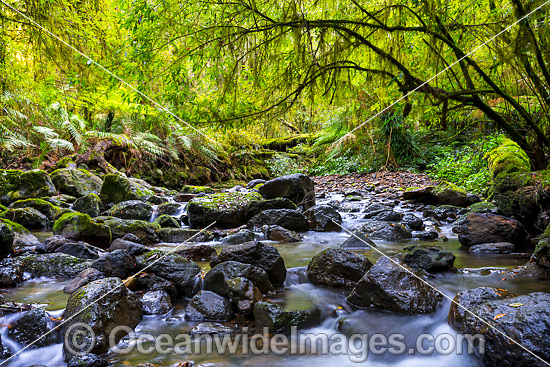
(0, 194, 548, 366)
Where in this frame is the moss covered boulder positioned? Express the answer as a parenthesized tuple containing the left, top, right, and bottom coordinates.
(0, 222, 14, 260)
(95, 216, 160, 245)
(181, 185, 215, 195)
(100, 173, 154, 205)
(253, 300, 322, 333)
(50, 168, 102, 198)
(154, 214, 180, 228)
(0, 169, 57, 205)
(105, 200, 154, 221)
(0, 208, 50, 229)
(9, 198, 62, 222)
(72, 193, 102, 217)
(20, 253, 91, 278)
(53, 212, 112, 248)
(0, 218, 40, 248)
(187, 191, 264, 229)
(532, 223, 550, 268)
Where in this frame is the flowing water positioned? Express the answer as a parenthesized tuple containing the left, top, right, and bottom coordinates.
(1, 194, 549, 366)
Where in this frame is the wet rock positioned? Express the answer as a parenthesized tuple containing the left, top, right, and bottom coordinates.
(469, 242, 515, 254)
(50, 168, 102, 198)
(185, 290, 233, 321)
(175, 245, 217, 262)
(460, 292, 550, 367)
(369, 210, 404, 222)
(431, 181, 471, 207)
(72, 193, 102, 217)
(156, 202, 182, 216)
(262, 225, 301, 242)
(0, 169, 57, 205)
(21, 253, 90, 278)
(340, 230, 377, 249)
(221, 229, 257, 245)
(9, 308, 51, 348)
(396, 245, 455, 272)
(448, 286, 516, 329)
(402, 186, 434, 201)
(95, 216, 159, 245)
(141, 290, 172, 315)
(63, 277, 143, 359)
(64, 268, 105, 294)
(257, 174, 315, 209)
(67, 354, 109, 367)
(253, 301, 322, 333)
(246, 179, 266, 189)
(55, 241, 104, 260)
(135, 273, 178, 299)
(351, 221, 412, 241)
(0, 208, 49, 229)
(204, 261, 274, 295)
(108, 238, 149, 256)
(307, 249, 372, 288)
(245, 197, 297, 218)
(247, 209, 309, 232)
(53, 212, 112, 248)
(173, 193, 195, 203)
(187, 192, 264, 229)
(226, 277, 263, 315)
(453, 212, 528, 248)
(91, 249, 136, 278)
(412, 231, 439, 240)
(401, 213, 424, 230)
(190, 322, 233, 335)
(181, 185, 214, 195)
(362, 203, 393, 217)
(154, 214, 180, 228)
(37, 235, 69, 253)
(147, 195, 168, 205)
(210, 241, 286, 285)
(100, 173, 154, 205)
(347, 257, 443, 314)
(9, 198, 61, 222)
(106, 200, 154, 221)
(532, 222, 550, 268)
(0, 222, 14, 259)
(159, 228, 214, 243)
(468, 201, 499, 214)
(305, 204, 342, 232)
(0, 258, 24, 286)
(136, 250, 201, 296)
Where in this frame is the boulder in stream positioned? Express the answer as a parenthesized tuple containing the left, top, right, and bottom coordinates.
(53, 212, 112, 248)
(253, 301, 322, 333)
(305, 204, 342, 232)
(257, 174, 315, 209)
(204, 260, 274, 295)
(105, 200, 154, 221)
(71, 193, 102, 218)
(307, 249, 372, 288)
(0, 169, 57, 205)
(453, 212, 528, 248)
(50, 168, 102, 198)
(185, 290, 233, 321)
(100, 173, 154, 204)
(247, 209, 309, 232)
(396, 245, 455, 272)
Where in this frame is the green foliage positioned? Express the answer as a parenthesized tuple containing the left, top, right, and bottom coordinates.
(267, 153, 306, 177)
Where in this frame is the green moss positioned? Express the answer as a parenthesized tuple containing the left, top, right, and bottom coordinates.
(468, 201, 499, 213)
(53, 212, 112, 246)
(154, 214, 180, 228)
(0, 218, 30, 234)
(95, 216, 160, 244)
(9, 198, 62, 221)
(485, 139, 531, 178)
(188, 191, 263, 211)
(533, 224, 550, 268)
(100, 174, 154, 204)
(0, 169, 57, 205)
(181, 185, 215, 194)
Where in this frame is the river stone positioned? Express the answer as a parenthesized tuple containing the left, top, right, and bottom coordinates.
(9, 198, 62, 222)
(67, 354, 108, 367)
(95, 216, 159, 245)
(175, 245, 217, 262)
(469, 242, 515, 254)
(401, 213, 424, 230)
(396, 245, 455, 272)
(258, 174, 315, 209)
(262, 224, 302, 242)
(38, 235, 69, 253)
(307, 249, 372, 288)
(0, 169, 57, 205)
(340, 230, 378, 249)
(63, 277, 143, 359)
(460, 292, 550, 367)
(141, 290, 172, 315)
(245, 197, 297, 218)
(305, 204, 342, 232)
(247, 209, 309, 232)
(190, 322, 233, 335)
(100, 173, 154, 205)
(0, 222, 14, 260)
(136, 250, 201, 296)
(210, 241, 286, 285)
(204, 261, 274, 295)
(91, 249, 136, 278)
(158, 228, 213, 243)
(221, 229, 257, 245)
(9, 308, 51, 348)
(347, 257, 443, 314)
(21, 253, 90, 278)
(106, 200, 154, 221)
(0, 208, 49, 229)
(108, 238, 149, 256)
(55, 241, 104, 260)
(50, 168, 102, 198)
(156, 202, 182, 216)
(185, 290, 233, 321)
(351, 221, 412, 241)
(154, 214, 180, 228)
(53, 212, 112, 248)
(362, 203, 393, 217)
(453, 212, 527, 248)
(72, 193, 102, 217)
(448, 286, 516, 329)
(0, 258, 24, 286)
(369, 210, 404, 222)
(64, 268, 105, 294)
(135, 273, 178, 299)
(226, 277, 264, 315)
(253, 301, 322, 333)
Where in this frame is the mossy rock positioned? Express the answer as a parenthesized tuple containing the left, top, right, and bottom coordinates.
(468, 201, 499, 214)
(0, 208, 49, 230)
(73, 193, 102, 217)
(105, 200, 153, 221)
(533, 223, 550, 268)
(42, 194, 77, 208)
(0, 169, 57, 205)
(187, 192, 264, 229)
(100, 174, 154, 205)
(154, 215, 180, 228)
(50, 168, 103, 198)
(0, 222, 14, 260)
(253, 301, 322, 333)
(9, 198, 62, 221)
(432, 181, 469, 207)
(95, 216, 160, 245)
(19, 253, 91, 278)
(0, 218, 30, 234)
(53, 212, 112, 248)
(181, 185, 215, 195)
(486, 139, 531, 179)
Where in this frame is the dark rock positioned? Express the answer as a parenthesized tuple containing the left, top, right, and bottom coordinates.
(21, 253, 90, 278)
(204, 261, 274, 295)
(245, 198, 297, 218)
(401, 213, 424, 230)
(402, 187, 434, 201)
(72, 193, 102, 217)
(9, 198, 61, 222)
(141, 290, 172, 315)
(453, 213, 528, 248)
(9, 308, 51, 348)
(349, 221, 412, 241)
(67, 354, 108, 367)
(226, 277, 263, 315)
(246, 179, 266, 189)
(0, 222, 14, 259)
(307, 249, 372, 288)
(185, 290, 233, 321)
(340, 230, 378, 248)
(396, 245, 455, 272)
(262, 225, 301, 242)
(100, 173, 153, 205)
(362, 203, 393, 217)
(175, 245, 217, 262)
(258, 174, 315, 209)
(448, 286, 516, 329)
(50, 168, 102, 198)
(106, 200, 154, 221)
(190, 322, 233, 335)
(173, 193, 196, 203)
(55, 241, 104, 259)
(468, 201, 499, 214)
(91, 249, 136, 278)
(469, 242, 515, 254)
(247, 209, 309, 232)
(64, 268, 105, 294)
(154, 214, 180, 228)
(412, 231, 439, 240)
(108, 238, 149, 256)
(347, 257, 443, 314)
(121, 233, 143, 243)
(135, 273, 177, 299)
(305, 204, 342, 232)
(0, 258, 24, 286)
(221, 229, 257, 245)
(38, 235, 69, 253)
(95, 216, 159, 245)
(0, 208, 49, 229)
(253, 301, 322, 333)
(158, 228, 213, 243)
(156, 202, 183, 216)
(63, 277, 143, 359)
(147, 195, 168, 205)
(369, 210, 404, 222)
(210, 241, 286, 285)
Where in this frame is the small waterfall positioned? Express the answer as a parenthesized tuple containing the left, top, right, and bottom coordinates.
(192, 273, 205, 294)
(284, 266, 310, 287)
(149, 205, 159, 223)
